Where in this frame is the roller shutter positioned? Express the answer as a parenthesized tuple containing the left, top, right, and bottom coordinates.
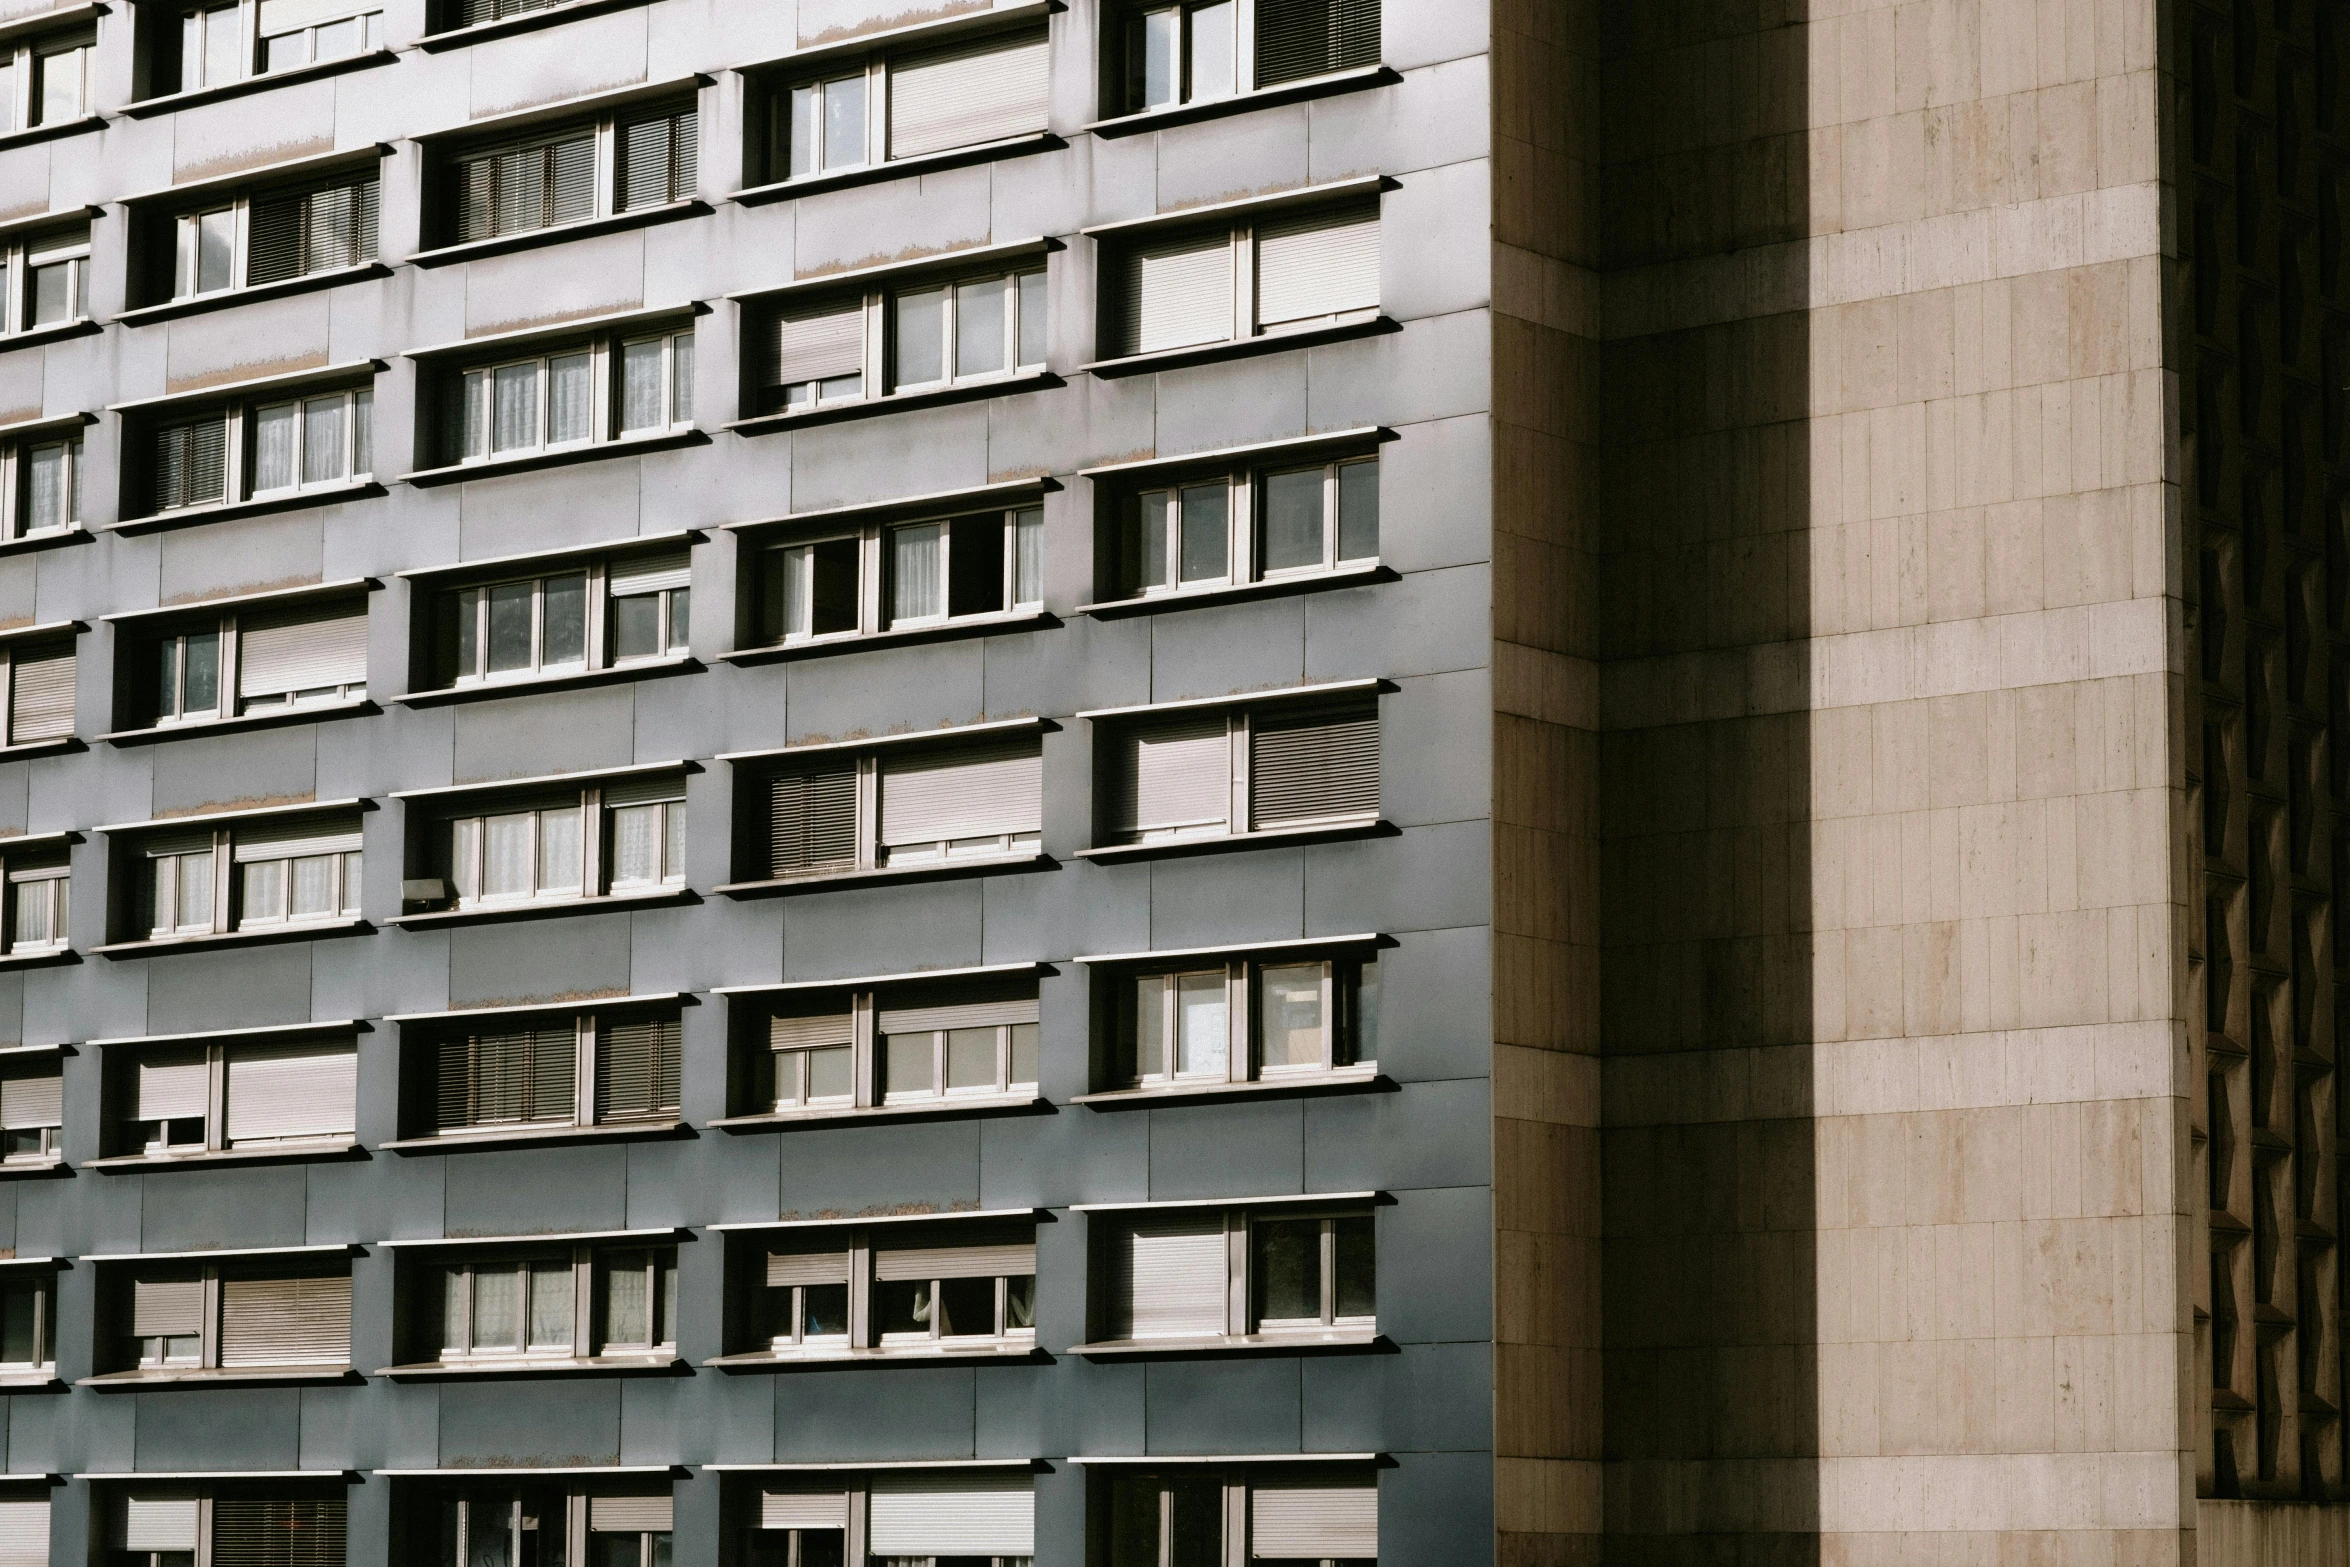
(767, 766, 858, 876)
(759, 1486, 847, 1531)
(872, 1230, 1036, 1281)
(886, 28, 1049, 159)
(457, 0, 556, 23)
(768, 1010, 852, 1050)
(878, 740, 1040, 849)
(209, 1498, 345, 1567)
(6, 642, 73, 744)
(768, 301, 865, 388)
(588, 1495, 671, 1531)
(1106, 715, 1230, 840)
(1110, 230, 1234, 356)
(594, 1015, 680, 1122)
(0, 1497, 47, 1567)
(765, 1249, 851, 1287)
(135, 1051, 209, 1123)
(876, 984, 1038, 1035)
(601, 773, 686, 808)
(1250, 1477, 1378, 1558)
(237, 601, 368, 702)
(1248, 705, 1378, 829)
(120, 1494, 199, 1552)
(1254, 201, 1380, 329)
(150, 416, 227, 513)
(1253, 0, 1381, 88)
(618, 107, 696, 212)
(0, 1069, 59, 1131)
(1108, 1214, 1227, 1338)
(230, 817, 364, 863)
(606, 552, 691, 596)
(129, 1275, 204, 1339)
(867, 1472, 1034, 1557)
(223, 1041, 355, 1143)
(218, 1272, 351, 1365)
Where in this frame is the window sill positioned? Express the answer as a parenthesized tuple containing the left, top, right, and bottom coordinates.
(121, 48, 397, 117)
(727, 371, 1060, 437)
(0, 1154, 68, 1180)
(381, 1119, 686, 1154)
(87, 1138, 360, 1171)
(386, 886, 697, 930)
(93, 916, 371, 959)
(732, 132, 1062, 206)
(79, 1365, 362, 1389)
(115, 264, 394, 327)
(0, 1371, 60, 1390)
(1075, 819, 1391, 864)
(0, 526, 91, 560)
(1072, 1327, 1382, 1358)
(1071, 1070, 1386, 1108)
(417, 0, 651, 49)
(100, 699, 377, 747)
(0, 114, 101, 151)
(0, 318, 100, 355)
(708, 1092, 1047, 1133)
(405, 199, 710, 268)
(400, 428, 706, 487)
(714, 851, 1053, 900)
(720, 612, 1054, 667)
(395, 656, 699, 708)
(1078, 564, 1393, 618)
(0, 949, 75, 974)
(376, 1352, 684, 1379)
(705, 1340, 1043, 1371)
(1086, 65, 1400, 138)
(109, 480, 387, 535)
(1082, 316, 1398, 380)
(0, 736, 80, 762)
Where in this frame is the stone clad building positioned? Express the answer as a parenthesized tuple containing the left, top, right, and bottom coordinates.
(0, 0, 2337, 1561)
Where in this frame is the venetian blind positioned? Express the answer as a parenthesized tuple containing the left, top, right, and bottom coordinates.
(1248, 704, 1379, 830)
(594, 1015, 680, 1122)
(209, 1498, 346, 1567)
(1106, 715, 1230, 840)
(1110, 230, 1235, 356)
(866, 1472, 1034, 1558)
(1254, 200, 1380, 329)
(767, 766, 858, 876)
(1253, 0, 1381, 87)
(1249, 1477, 1379, 1559)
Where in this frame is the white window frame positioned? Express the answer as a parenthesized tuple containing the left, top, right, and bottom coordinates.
(761, 741, 1044, 879)
(1116, 453, 1377, 600)
(437, 777, 685, 911)
(147, 602, 369, 727)
(887, 268, 1049, 395)
(0, 26, 94, 130)
(616, 329, 695, 436)
(172, 0, 385, 94)
(429, 1484, 673, 1567)
(124, 1258, 351, 1368)
(139, 820, 362, 940)
(1092, 1203, 1375, 1345)
(2, 224, 89, 335)
(234, 845, 362, 929)
(166, 175, 378, 301)
(605, 795, 686, 891)
(421, 1242, 674, 1363)
(248, 387, 373, 498)
(1104, 1466, 1376, 1567)
(766, 266, 1046, 415)
(1119, 0, 1244, 113)
(446, 799, 587, 908)
(877, 1016, 1040, 1105)
(1120, 954, 1375, 1088)
(760, 506, 1043, 647)
(595, 1244, 678, 1354)
(139, 380, 377, 518)
(452, 331, 697, 466)
(774, 63, 880, 180)
(6, 857, 70, 956)
(758, 984, 1040, 1117)
(119, 1036, 357, 1154)
(0, 431, 82, 540)
(749, 1220, 1038, 1358)
(1246, 1211, 1375, 1333)
(443, 568, 592, 686)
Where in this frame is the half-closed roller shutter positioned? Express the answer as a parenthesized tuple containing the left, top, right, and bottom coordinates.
(209, 1498, 345, 1567)
(1249, 705, 1379, 830)
(120, 1494, 199, 1551)
(602, 772, 687, 808)
(1253, 0, 1381, 87)
(219, 1272, 351, 1365)
(618, 107, 696, 212)
(7, 642, 74, 744)
(1112, 231, 1235, 356)
(759, 1487, 847, 1531)
(769, 1010, 852, 1050)
(0, 1069, 59, 1131)
(237, 601, 368, 702)
(768, 767, 858, 876)
(873, 1228, 1037, 1281)
(769, 302, 865, 389)
(1108, 716, 1230, 840)
(223, 1041, 356, 1143)
(606, 553, 691, 597)
(136, 1051, 209, 1123)
(1109, 1214, 1227, 1338)
(0, 1496, 47, 1567)
(588, 1495, 672, 1531)
(1250, 1477, 1379, 1558)
(886, 28, 1050, 159)
(231, 817, 364, 863)
(766, 1249, 850, 1287)
(129, 1275, 204, 1339)
(878, 741, 1040, 849)
(1255, 201, 1381, 329)
(876, 984, 1038, 1035)
(151, 416, 227, 514)
(594, 1016, 680, 1122)
(867, 1472, 1034, 1558)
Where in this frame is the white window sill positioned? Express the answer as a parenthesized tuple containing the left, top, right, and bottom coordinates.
(708, 1091, 1045, 1132)
(115, 263, 393, 327)
(1072, 1326, 1381, 1357)
(93, 916, 370, 958)
(1078, 563, 1392, 618)
(0, 1370, 58, 1388)
(399, 427, 705, 487)
(395, 655, 699, 707)
(0, 525, 89, 560)
(120, 47, 397, 117)
(720, 610, 1052, 667)
(0, 1153, 66, 1179)
(87, 1138, 359, 1170)
(704, 1338, 1042, 1370)
(79, 1363, 359, 1388)
(727, 370, 1058, 436)
(380, 1118, 684, 1153)
(0, 114, 101, 151)
(405, 199, 710, 268)
(1083, 316, 1396, 380)
(0, 945, 72, 971)
(713, 850, 1052, 899)
(1071, 1069, 1384, 1107)
(417, 0, 650, 49)
(1076, 818, 1389, 864)
(376, 1351, 682, 1378)
(109, 479, 386, 535)
(1086, 65, 1399, 138)
(386, 885, 695, 929)
(100, 697, 376, 747)
(732, 131, 1061, 205)
(0, 318, 99, 355)
(0, 736, 78, 762)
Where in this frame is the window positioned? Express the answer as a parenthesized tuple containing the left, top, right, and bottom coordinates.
(402, 1481, 671, 1567)
(0, 1486, 44, 1567)
(441, 98, 697, 245)
(2, 223, 88, 334)
(131, 812, 364, 942)
(423, 774, 686, 912)
(137, 595, 369, 729)
(745, 1220, 1036, 1362)
(1101, 1466, 1376, 1567)
(1105, 454, 1376, 599)
(1101, 198, 1379, 358)
(110, 1258, 352, 1372)
(1109, 951, 1375, 1088)
(135, 382, 375, 517)
(427, 549, 690, 688)
(106, 1484, 347, 1567)
(406, 1241, 677, 1365)
(1095, 695, 1377, 846)
(152, 168, 380, 303)
(1109, 0, 1377, 115)
(750, 736, 1042, 883)
(742, 979, 1039, 1119)
(753, 265, 1045, 416)
(753, 506, 1041, 647)
(0, 1060, 61, 1162)
(0, 638, 73, 747)
(3, 848, 70, 957)
(417, 1007, 681, 1136)
(0, 25, 94, 130)
(162, 0, 385, 94)
(107, 1034, 357, 1159)
(748, 1472, 1033, 1567)
(0, 1272, 51, 1368)
(440, 329, 694, 465)
(0, 430, 82, 539)
(440, 0, 562, 28)
(1089, 1205, 1373, 1345)
(752, 26, 1048, 185)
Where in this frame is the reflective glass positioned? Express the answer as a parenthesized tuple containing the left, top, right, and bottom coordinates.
(893, 287, 945, 386)
(806, 1044, 851, 1101)
(486, 583, 534, 672)
(602, 1254, 649, 1345)
(28, 262, 68, 325)
(821, 75, 865, 170)
(1019, 270, 1047, 365)
(1337, 458, 1379, 560)
(290, 854, 333, 918)
(1189, 1, 1236, 98)
(198, 207, 234, 292)
(1175, 970, 1226, 1075)
(202, 4, 241, 86)
(253, 402, 297, 492)
(946, 1026, 996, 1091)
(1010, 1022, 1038, 1086)
(528, 1259, 573, 1347)
(1251, 1217, 1320, 1322)
(302, 396, 346, 484)
(611, 804, 657, 885)
(536, 806, 581, 893)
(1258, 963, 1325, 1068)
(1014, 506, 1042, 604)
(1260, 465, 1325, 571)
(24, 442, 66, 532)
(241, 859, 286, 923)
(1139, 8, 1179, 107)
(1179, 483, 1228, 581)
(1133, 974, 1166, 1077)
(883, 1031, 933, 1097)
(955, 277, 1006, 377)
(183, 630, 219, 713)
(788, 84, 821, 179)
(1135, 490, 1169, 591)
(1334, 1214, 1375, 1318)
(542, 573, 587, 666)
(612, 593, 660, 661)
(175, 852, 213, 930)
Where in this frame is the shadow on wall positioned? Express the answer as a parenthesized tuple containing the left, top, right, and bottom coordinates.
(1597, 4, 1819, 1563)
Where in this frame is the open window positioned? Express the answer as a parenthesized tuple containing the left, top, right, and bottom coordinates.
(745, 504, 1041, 651)
(724, 973, 1041, 1123)
(139, 0, 386, 99)
(1079, 1198, 1376, 1351)
(393, 1477, 672, 1567)
(716, 1215, 1037, 1366)
(1086, 940, 1378, 1095)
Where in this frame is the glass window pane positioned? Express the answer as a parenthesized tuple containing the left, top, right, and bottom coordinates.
(492, 363, 540, 452)
(875, 1278, 929, 1335)
(547, 352, 593, 444)
(203, 4, 242, 85)
(802, 1282, 848, 1337)
(620, 339, 663, 431)
(184, 630, 219, 713)
(1175, 971, 1227, 1076)
(611, 804, 656, 885)
(661, 799, 685, 880)
(462, 370, 490, 459)
(12, 880, 52, 949)
(179, 10, 202, 91)
(937, 1276, 994, 1336)
(1135, 490, 1170, 591)
(1334, 1215, 1375, 1318)
(28, 263, 68, 325)
(1018, 269, 1047, 365)
(1139, 8, 1179, 107)
(893, 287, 945, 386)
(1337, 458, 1379, 560)
(452, 588, 482, 677)
(1351, 954, 1378, 1065)
(240, 859, 285, 923)
(806, 1044, 851, 1101)
(439, 1266, 467, 1353)
(1005, 1273, 1035, 1329)
(788, 84, 821, 179)
(312, 15, 357, 58)
(1132, 974, 1166, 1077)
(890, 522, 943, 622)
(777, 546, 811, 637)
(0, 55, 17, 129)
(955, 278, 1006, 378)
(1014, 506, 1042, 604)
(536, 806, 581, 893)
(483, 814, 531, 896)
(670, 333, 694, 422)
(177, 851, 213, 929)
(25, 443, 66, 531)
(883, 1032, 933, 1098)
(666, 586, 690, 650)
(486, 583, 534, 672)
(1179, 483, 1229, 581)
(1010, 1022, 1038, 1087)
(252, 402, 297, 492)
(261, 29, 306, 71)
(1258, 963, 1326, 1069)
(542, 573, 587, 666)
(602, 1254, 649, 1345)
(472, 1265, 520, 1350)
(353, 389, 373, 475)
(945, 1027, 997, 1091)
(1189, 0, 1237, 99)
(199, 207, 234, 292)
(1260, 465, 1326, 571)
(612, 593, 659, 661)
(36, 45, 82, 123)
(1251, 1217, 1321, 1322)
(301, 396, 346, 484)
(341, 850, 361, 913)
(528, 1259, 574, 1347)
(290, 854, 333, 917)
(822, 74, 866, 170)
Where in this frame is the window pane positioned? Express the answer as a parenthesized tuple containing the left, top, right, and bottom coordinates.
(176, 852, 214, 930)
(492, 362, 540, 452)
(439, 1266, 466, 1354)
(353, 389, 373, 475)
(1133, 974, 1166, 1077)
(261, 28, 307, 71)
(1135, 490, 1170, 591)
(802, 1282, 848, 1337)
(1175, 971, 1227, 1076)
(1139, 7, 1179, 107)
(890, 522, 943, 622)
(462, 370, 490, 459)
(1018, 269, 1047, 365)
(203, 4, 242, 85)
(882, 1032, 933, 1098)
(806, 1044, 851, 1101)
(252, 402, 296, 491)
(1260, 465, 1326, 571)
(12, 880, 52, 949)
(199, 207, 234, 292)
(788, 84, 821, 178)
(1337, 458, 1379, 560)
(611, 804, 656, 885)
(483, 814, 531, 896)
(937, 1275, 994, 1336)
(473, 1266, 520, 1350)
(822, 74, 866, 169)
(548, 352, 593, 443)
(184, 631, 219, 713)
(25, 442, 66, 531)
(1010, 1022, 1038, 1087)
(777, 546, 811, 636)
(1258, 963, 1326, 1069)
(955, 277, 1007, 377)
(528, 1259, 573, 1347)
(1014, 506, 1042, 604)
(452, 588, 482, 677)
(670, 332, 694, 422)
(1252, 1217, 1321, 1322)
(28, 262, 67, 325)
(486, 582, 534, 672)
(241, 859, 285, 922)
(313, 15, 358, 58)
(666, 586, 690, 650)
(1352, 954, 1378, 1065)
(290, 854, 334, 918)
(1168, 1478, 1224, 1567)
(1005, 1273, 1035, 1329)
(37, 45, 82, 123)
(1189, 0, 1237, 99)
(811, 538, 859, 633)
(1179, 483, 1229, 581)
(875, 1278, 929, 1335)
(612, 593, 659, 661)
(620, 339, 664, 431)
(602, 1254, 649, 1345)
(1334, 1215, 1375, 1318)
(179, 10, 202, 91)
(662, 800, 685, 881)
(542, 573, 587, 666)
(893, 287, 945, 386)
(945, 1027, 997, 1091)
(536, 806, 581, 893)
(301, 396, 346, 484)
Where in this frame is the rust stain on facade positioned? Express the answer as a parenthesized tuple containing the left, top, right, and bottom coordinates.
(465, 986, 632, 1010)
(800, 0, 987, 49)
(165, 350, 330, 395)
(473, 71, 644, 122)
(467, 301, 643, 338)
(154, 791, 320, 819)
(174, 136, 335, 186)
(163, 574, 322, 607)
